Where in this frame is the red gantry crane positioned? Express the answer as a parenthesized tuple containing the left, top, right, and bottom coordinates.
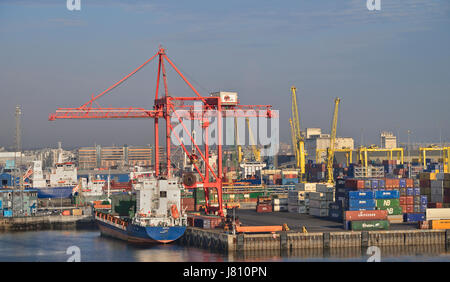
(49, 47, 275, 217)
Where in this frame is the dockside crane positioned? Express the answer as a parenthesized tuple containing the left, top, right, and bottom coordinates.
(327, 97, 340, 184)
(290, 86, 306, 182)
(246, 117, 261, 162)
(49, 47, 275, 217)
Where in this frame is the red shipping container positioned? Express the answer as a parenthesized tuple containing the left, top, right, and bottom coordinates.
(400, 205, 407, 213)
(399, 196, 406, 205)
(406, 205, 414, 213)
(406, 179, 414, 188)
(356, 180, 365, 189)
(428, 202, 443, 208)
(256, 204, 272, 213)
(385, 186, 393, 191)
(392, 179, 400, 188)
(385, 178, 392, 188)
(345, 210, 388, 221)
(406, 196, 414, 205)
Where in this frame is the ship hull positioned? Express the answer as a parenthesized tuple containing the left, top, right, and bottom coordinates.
(34, 186, 73, 199)
(96, 217, 186, 244)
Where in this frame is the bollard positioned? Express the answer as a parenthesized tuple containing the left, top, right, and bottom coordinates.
(361, 231, 369, 248)
(323, 232, 330, 249)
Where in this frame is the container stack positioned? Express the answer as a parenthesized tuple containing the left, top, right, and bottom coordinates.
(308, 184, 334, 217)
(424, 208, 450, 229)
(344, 209, 389, 231)
(281, 170, 299, 185)
(375, 190, 403, 223)
(288, 183, 317, 214)
(272, 194, 288, 212)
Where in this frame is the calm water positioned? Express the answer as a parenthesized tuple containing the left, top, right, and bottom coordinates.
(1, 230, 450, 262)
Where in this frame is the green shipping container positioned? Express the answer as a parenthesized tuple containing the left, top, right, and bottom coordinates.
(351, 220, 390, 231)
(376, 199, 400, 208)
(377, 206, 403, 215)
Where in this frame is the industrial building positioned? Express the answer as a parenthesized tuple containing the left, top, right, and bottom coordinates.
(304, 128, 354, 162)
(77, 145, 157, 170)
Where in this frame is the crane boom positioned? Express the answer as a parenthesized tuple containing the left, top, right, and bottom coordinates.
(246, 117, 261, 162)
(290, 86, 305, 182)
(327, 97, 340, 184)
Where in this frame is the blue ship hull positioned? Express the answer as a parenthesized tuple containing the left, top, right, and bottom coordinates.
(96, 216, 186, 244)
(34, 186, 73, 199)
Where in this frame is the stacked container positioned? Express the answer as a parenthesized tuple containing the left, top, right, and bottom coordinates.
(375, 190, 403, 223)
(272, 195, 288, 212)
(308, 184, 334, 217)
(288, 183, 317, 214)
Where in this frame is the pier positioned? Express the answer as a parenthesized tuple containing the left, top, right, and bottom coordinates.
(0, 215, 96, 232)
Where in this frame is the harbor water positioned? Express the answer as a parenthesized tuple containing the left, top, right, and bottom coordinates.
(2, 230, 450, 262)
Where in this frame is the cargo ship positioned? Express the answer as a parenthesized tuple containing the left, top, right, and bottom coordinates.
(29, 161, 76, 199)
(95, 176, 187, 244)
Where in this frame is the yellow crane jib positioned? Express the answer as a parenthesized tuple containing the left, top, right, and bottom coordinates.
(327, 97, 340, 184)
(246, 117, 261, 162)
(290, 86, 305, 182)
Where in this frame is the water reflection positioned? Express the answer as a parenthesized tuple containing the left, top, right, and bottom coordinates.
(1, 230, 450, 262)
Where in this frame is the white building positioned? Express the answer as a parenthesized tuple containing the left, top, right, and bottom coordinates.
(381, 131, 397, 149)
(303, 128, 354, 162)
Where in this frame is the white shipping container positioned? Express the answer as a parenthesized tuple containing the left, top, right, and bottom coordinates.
(288, 191, 306, 200)
(309, 200, 332, 209)
(288, 205, 307, 214)
(295, 183, 317, 192)
(273, 198, 288, 205)
(210, 91, 238, 105)
(426, 208, 450, 220)
(316, 184, 334, 193)
(387, 215, 403, 223)
(273, 205, 288, 212)
(309, 192, 326, 201)
(309, 208, 328, 217)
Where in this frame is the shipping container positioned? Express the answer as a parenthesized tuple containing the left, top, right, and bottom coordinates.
(431, 220, 450, 230)
(426, 208, 450, 220)
(348, 191, 374, 200)
(351, 220, 390, 231)
(349, 199, 376, 209)
(345, 210, 387, 221)
(404, 213, 425, 222)
(376, 199, 400, 208)
(375, 190, 399, 199)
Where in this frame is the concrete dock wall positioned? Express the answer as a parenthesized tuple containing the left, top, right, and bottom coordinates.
(0, 215, 96, 231)
(181, 227, 450, 254)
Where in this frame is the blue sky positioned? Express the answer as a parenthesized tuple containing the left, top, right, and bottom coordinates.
(0, 0, 449, 149)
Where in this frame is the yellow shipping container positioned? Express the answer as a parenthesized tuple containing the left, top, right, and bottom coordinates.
(431, 220, 450, 230)
(430, 172, 437, 180)
(72, 209, 83, 216)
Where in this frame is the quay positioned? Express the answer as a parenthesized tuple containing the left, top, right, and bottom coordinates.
(0, 214, 96, 232)
(178, 210, 450, 254)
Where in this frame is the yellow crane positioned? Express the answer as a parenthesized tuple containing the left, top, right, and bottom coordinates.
(290, 86, 305, 182)
(327, 97, 340, 184)
(358, 146, 404, 168)
(246, 117, 261, 162)
(234, 116, 243, 179)
(419, 146, 450, 172)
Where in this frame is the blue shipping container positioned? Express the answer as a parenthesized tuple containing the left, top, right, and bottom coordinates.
(3, 210, 12, 217)
(348, 199, 376, 209)
(406, 188, 414, 196)
(348, 191, 374, 200)
(378, 179, 386, 188)
(420, 196, 428, 205)
(371, 180, 379, 189)
(399, 179, 407, 188)
(375, 190, 399, 199)
(414, 188, 421, 196)
(403, 213, 425, 222)
(0, 199, 2, 209)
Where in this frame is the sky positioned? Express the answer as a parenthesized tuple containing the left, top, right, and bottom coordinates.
(0, 0, 449, 150)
